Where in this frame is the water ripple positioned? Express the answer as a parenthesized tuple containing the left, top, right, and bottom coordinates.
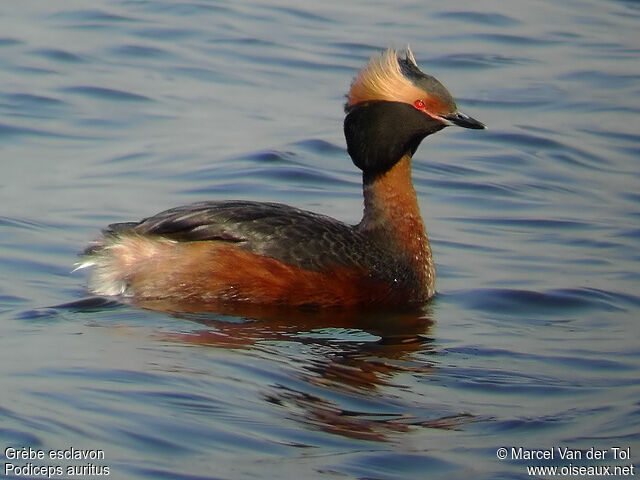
(48, 8, 137, 23)
(269, 6, 333, 23)
(446, 288, 630, 315)
(35, 367, 172, 385)
(434, 11, 522, 27)
(61, 86, 152, 102)
(561, 70, 640, 88)
(430, 53, 533, 70)
(132, 27, 199, 40)
(30, 48, 86, 63)
(131, 1, 233, 16)
(0, 427, 42, 448)
(107, 425, 196, 454)
(474, 33, 561, 46)
(4, 93, 66, 108)
(446, 216, 594, 230)
(110, 44, 175, 59)
(0, 122, 90, 141)
(293, 138, 345, 155)
(338, 452, 458, 479)
(0, 37, 22, 46)
(168, 66, 249, 85)
(444, 346, 634, 373)
(123, 467, 225, 480)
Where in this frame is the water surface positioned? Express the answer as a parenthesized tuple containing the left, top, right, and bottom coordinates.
(1, 1, 639, 479)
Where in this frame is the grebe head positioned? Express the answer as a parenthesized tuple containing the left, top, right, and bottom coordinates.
(344, 47, 484, 177)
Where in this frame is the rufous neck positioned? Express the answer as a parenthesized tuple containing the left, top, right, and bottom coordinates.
(360, 154, 423, 234)
(359, 154, 435, 296)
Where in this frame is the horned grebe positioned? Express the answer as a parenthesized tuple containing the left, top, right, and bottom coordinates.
(78, 48, 484, 308)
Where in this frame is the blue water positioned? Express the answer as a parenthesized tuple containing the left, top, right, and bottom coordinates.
(1, 1, 639, 479)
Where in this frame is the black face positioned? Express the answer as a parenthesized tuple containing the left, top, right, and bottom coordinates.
(344, 101, 445, 180)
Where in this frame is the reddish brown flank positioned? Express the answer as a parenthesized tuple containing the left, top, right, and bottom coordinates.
(126, 241, 401, 307)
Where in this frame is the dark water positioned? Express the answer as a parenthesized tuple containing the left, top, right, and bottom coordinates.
(1, 1, 639, 479)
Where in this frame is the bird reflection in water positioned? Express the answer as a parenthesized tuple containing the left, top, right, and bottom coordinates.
(134, 298, 477, 441)
(44, 296, 475, 441)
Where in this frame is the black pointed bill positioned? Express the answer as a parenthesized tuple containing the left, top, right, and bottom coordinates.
(441, 111, 485, 130)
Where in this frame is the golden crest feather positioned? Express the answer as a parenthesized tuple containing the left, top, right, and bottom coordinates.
(347, 47, 425, 107)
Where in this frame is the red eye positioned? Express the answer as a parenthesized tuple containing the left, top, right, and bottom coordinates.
(414, 99, 426, 110)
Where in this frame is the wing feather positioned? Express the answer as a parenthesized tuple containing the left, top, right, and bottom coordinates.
(100, 201, 370, 272)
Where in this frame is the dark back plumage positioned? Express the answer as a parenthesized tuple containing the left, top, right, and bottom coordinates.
(101, 201, 418, 289)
